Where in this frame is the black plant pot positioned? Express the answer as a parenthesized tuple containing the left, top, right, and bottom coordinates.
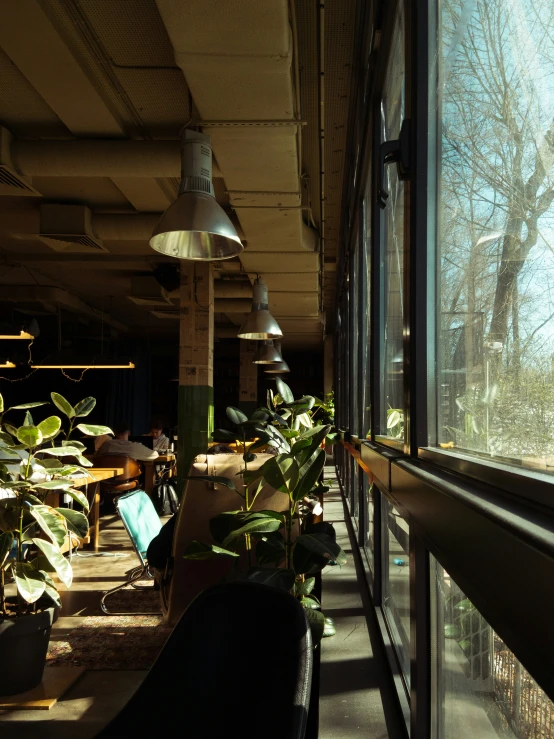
(0, 604, 57, 696)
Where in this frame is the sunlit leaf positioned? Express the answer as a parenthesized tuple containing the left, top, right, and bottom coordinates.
(37, 416, 62, 440)
(51, 392, 75, 419)
(76, 423, 113, 436)
(40, 446, 85, 457)
(29, 505, 67, 547)
(8, 402, 47, 411)
(32, 538, 72, 588)
(16, 425, 42, 448)
(15, 562, 46, 604)
(294, 448, 326, 501)
(36, 480, 73, 490)
(56, 507, 90, 537)
(74, 397, 96, 417)
(275, 377, 294, 403)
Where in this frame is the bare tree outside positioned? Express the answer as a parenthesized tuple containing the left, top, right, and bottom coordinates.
(437, 0, 554, 466)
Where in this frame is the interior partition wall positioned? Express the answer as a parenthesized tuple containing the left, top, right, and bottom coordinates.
(334, 0, 554, 737)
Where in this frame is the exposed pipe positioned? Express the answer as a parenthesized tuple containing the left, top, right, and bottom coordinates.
(11, 140, 222, 178)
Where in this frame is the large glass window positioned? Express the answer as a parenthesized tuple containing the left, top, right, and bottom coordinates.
(382, 493, 410, 684)
(363, 478, 375, 573)
(434, 0, 554, 473)
(362, 187, 372, 439)
(379, 7, 406, 442)
(431, 557, 554, 737)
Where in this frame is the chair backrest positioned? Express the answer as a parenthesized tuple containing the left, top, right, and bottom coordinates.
(95, 582, 312, 739)
(94, 455, 142, 482)
(162, 453, 291, 625)
(116, 489, 162, 566)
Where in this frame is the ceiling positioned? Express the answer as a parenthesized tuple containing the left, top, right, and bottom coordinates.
(0, 0, 356, 351)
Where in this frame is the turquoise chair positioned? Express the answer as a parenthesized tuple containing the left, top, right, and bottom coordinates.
(100, 489, 162, 615)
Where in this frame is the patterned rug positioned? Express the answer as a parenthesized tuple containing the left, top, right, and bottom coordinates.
(47, 585, 173, 670)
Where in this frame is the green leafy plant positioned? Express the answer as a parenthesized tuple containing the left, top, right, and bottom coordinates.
(184, 393, 344, 642)
(0, 392, 112, 617)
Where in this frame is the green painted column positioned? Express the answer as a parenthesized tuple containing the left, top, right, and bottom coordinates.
(177, 262, 214, 491)
(239, 339, 258, 417)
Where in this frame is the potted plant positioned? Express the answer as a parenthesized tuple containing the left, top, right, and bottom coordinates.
(184, 383, 345, 642)
(0, 391, 111, 696)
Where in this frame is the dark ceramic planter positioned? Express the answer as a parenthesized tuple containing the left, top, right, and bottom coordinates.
(0, 603, 57, 696)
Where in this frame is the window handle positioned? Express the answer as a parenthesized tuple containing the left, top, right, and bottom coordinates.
(377, 119, 411, 209)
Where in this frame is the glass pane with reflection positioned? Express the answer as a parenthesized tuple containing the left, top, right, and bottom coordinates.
(431, 557, 554, 738)
(434, 0, 554, 473)
(379, 6, 406, 440)
(382, 494, 410, 684)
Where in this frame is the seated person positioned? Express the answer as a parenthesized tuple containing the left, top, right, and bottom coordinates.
(146, 419, 170, 452)
(95, 421, 158, 461)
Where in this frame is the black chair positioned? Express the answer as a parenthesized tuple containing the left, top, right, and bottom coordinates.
(96, 581, 313, 739)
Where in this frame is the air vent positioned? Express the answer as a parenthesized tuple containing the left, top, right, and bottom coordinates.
(0, 164, 40, 197)
(38, 204, 106, 253)
(0, 128, 41, 196)
(37, 235, 108, 252)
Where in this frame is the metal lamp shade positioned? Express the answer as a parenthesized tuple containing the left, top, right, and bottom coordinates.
(238, 277, 282, 340)
(150, 129, 242, 261)
(264, 340, 290, 373)
(264, 359, 290, 374)
(150, 192, 243, 261)
(253, 340, 282, 364)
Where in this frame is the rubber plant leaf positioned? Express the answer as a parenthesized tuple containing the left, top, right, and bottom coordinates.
(51, 392, 75, 419)
(32, 538, 72, 588)
(14, 562, 46, 604)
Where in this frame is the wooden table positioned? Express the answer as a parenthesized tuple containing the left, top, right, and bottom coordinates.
(142, 453, 176, 496)
(71, 467, 123, 551)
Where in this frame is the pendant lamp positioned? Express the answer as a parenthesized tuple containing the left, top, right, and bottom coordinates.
(238, 277, 282, 340)
(264, 340, 290, 374)
(150, 129, 243, 261)
(253, 340, 282, 364)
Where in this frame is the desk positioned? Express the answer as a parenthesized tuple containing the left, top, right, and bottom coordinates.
(72, 467, 123, 551)
(142, 453, 175, 496)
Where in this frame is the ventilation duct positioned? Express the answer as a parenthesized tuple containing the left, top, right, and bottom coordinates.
(0, 127, 40, 197)
(37, 204, 107, 253)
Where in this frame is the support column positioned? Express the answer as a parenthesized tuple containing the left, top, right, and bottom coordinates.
(239, 340, 258, 417)
(178, 263, 214, 490)
(324, 333, 334, 396)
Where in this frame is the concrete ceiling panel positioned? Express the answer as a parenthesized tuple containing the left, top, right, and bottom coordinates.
(156, 0, 293, 119)
(239, 252, 319, 274)
(269, 293, 319, 317)
(206, 128, 299, 193)
(0, 0, 123, 137)
(236, 208, 303, 250)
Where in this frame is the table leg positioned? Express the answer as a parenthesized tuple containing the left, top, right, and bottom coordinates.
(85, 482, 101, 552)
(144, 465, 155, 496)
